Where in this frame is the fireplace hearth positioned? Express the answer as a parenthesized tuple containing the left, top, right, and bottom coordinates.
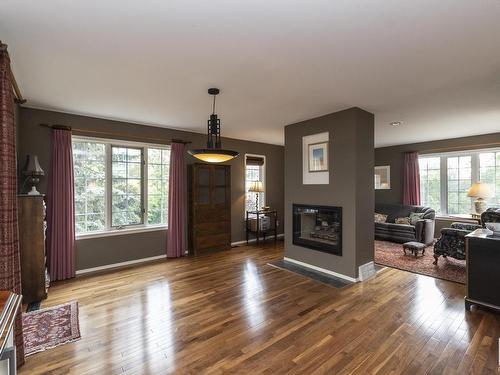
(292, 204, 342, 255)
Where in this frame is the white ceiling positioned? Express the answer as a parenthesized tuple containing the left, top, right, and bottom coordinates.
(1, 0, 500, 147)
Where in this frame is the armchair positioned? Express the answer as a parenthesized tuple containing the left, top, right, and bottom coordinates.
(433, 208, 499, 265)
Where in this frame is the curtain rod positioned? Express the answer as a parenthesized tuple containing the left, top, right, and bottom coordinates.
(39, 123, 192, 145)
(0, 41, 26, 104)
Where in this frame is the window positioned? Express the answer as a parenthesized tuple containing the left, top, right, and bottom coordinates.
(418, 157, 441, 213)
(147, 148, 170, 225)
(74, 141, 106, 233)
(446, 156, 472, 215)
(479, 151, 500, 207)
(245, 155, 265, 212)
(72, 137, 170, 235)
(418, 148, 500, 215)
(111, 147, 143, 227)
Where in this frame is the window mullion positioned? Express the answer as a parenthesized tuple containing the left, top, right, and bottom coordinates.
(440, 156, 447, 215)
(142, 147, 147, 225)
(106, 143, 112, 230)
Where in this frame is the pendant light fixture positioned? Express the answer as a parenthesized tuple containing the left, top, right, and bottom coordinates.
(188, 88, 239, 163)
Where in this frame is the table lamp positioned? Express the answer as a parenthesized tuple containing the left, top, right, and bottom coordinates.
(467, 182, 492, 214)
(248, 181, 264, 211)
(23, 155, 44, 195)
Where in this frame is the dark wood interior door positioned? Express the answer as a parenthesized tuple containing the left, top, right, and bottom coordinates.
(190, 164, 231, 254)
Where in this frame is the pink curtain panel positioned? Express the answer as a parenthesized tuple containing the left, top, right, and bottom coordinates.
(0, 43, 25, 366)
(403, 151, 421, 206)
(47, 129, 76, 281)
(167, 142, 187, 258)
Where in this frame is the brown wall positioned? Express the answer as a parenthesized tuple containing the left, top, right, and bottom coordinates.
(18, 107, 284, 270)
(375, 132, 500, 206)
(284, 107, 374, 279)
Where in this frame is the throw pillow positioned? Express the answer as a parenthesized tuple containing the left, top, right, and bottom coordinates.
(409, 212, 425, 225)
(374, 213, 388, 223)
(395, 217, 411, 225)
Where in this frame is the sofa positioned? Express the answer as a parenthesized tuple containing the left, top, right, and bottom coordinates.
(433, 207, 500, 264)
(375, 203, 436, 245)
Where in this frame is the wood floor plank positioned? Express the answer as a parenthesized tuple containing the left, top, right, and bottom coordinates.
(19, 242, 500, 374)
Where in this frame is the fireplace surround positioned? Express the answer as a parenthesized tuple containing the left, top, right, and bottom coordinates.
(292, 204, 342, 255)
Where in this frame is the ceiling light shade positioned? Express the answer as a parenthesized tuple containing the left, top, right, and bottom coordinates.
(188, 88, 239, 163)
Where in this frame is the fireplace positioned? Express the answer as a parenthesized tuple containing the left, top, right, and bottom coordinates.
(292, 204, 342, 255)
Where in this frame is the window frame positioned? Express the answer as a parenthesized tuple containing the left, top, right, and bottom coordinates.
(72, 136, 170, 239)
(244, 153, 266, 213)
(419, 147, 500, 217)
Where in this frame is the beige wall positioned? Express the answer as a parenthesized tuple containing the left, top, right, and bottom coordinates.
(18, 107, 284, 270)
(284, 107, 374, 279)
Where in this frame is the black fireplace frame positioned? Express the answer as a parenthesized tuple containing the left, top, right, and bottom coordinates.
(292, 203, 342, 256)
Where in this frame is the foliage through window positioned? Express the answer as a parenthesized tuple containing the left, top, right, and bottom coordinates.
(148, 148, 170, 225)
(419, 149, 500, 215)
(419, 157, 441, 214)
(72, 137, 170, 235)
(74, 141, 106, 233)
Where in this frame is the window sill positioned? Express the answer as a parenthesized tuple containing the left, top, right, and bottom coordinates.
(436, 215, 479, 222)
(76, 225, 167, 240)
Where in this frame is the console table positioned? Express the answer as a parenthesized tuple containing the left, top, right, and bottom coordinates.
(465, 229, 500, 312)
(0, 291, 21, 375)
(246, 210, 278, 245)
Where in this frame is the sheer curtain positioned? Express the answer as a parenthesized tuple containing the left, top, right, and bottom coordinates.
(166, 142, 187, 257)
(0, 42, 25, 367)
(47, 129, 76, 280)
(403, 151, 421, 205)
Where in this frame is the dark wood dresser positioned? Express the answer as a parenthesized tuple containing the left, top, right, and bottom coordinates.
(465, 229, 500, 312)
(17, 195, 48, 304)
(188, 163, 231, 254)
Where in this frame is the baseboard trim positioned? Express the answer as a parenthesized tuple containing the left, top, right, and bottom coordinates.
(232, 233, 284, 247)
(283, 257, 358, 283)
(76, 254, 167, 275)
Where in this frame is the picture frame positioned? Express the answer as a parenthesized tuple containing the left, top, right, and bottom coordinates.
(374, 165, 391, 190)
(302, 132, 329, 184)
(308, 142, 328, 172)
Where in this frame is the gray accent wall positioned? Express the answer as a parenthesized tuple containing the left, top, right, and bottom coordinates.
(18, 107, 284, 271)
(284, 107, 374, 279)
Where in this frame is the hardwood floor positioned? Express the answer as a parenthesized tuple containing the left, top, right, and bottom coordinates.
(20, 241, 499, 374)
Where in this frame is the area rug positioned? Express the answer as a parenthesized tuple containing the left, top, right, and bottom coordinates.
(374, 240, 466, 284)
(23, 301, 81, 356)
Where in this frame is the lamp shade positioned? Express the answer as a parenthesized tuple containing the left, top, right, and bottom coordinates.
(248, 181, 264, 193)
(23, 155, 44, 176)
(467, 182, 492, 199)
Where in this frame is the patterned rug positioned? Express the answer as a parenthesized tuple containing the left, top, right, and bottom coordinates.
(23, 301, 81, 356)
(374, 240, 466, 284)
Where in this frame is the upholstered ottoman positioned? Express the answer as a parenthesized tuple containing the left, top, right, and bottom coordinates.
(403, 241, 426, 257)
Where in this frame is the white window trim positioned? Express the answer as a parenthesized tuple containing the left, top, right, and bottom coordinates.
(72, 135, 171, 238)
(420, 147, 500, 216)
(244, 153, 266, 215)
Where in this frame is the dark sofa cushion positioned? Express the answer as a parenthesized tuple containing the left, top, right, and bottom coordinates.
(375, 203, 435, 223)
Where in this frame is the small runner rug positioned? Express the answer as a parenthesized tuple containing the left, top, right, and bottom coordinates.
(23, 301, 81, 356)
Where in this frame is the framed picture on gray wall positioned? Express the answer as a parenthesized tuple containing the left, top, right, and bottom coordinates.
(302, 132, 329, 184)
(374, 165, 390, 189)
(308, 142, 328, 172)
